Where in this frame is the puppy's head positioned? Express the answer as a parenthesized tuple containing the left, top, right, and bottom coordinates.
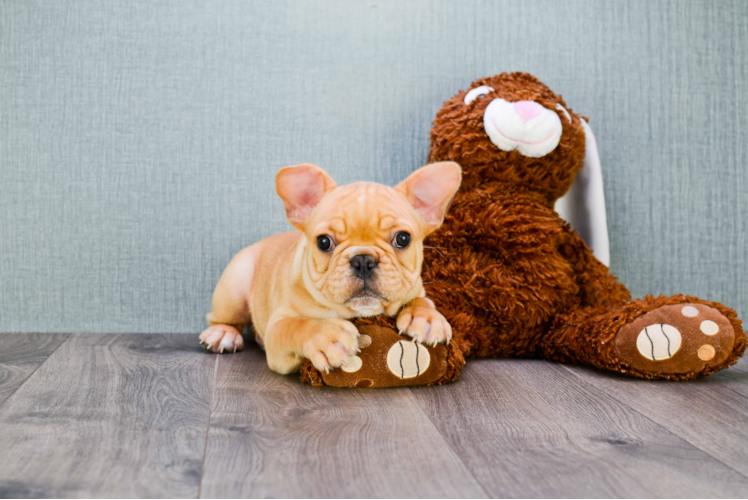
(276, 162, 461, 317)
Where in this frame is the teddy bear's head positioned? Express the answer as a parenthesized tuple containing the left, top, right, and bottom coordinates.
(429, 72, 587, 203)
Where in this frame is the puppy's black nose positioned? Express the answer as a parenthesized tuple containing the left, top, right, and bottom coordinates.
(350, 254, 378, 280)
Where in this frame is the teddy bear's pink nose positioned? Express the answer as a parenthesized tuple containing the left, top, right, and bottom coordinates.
(513, 100, 544, 122)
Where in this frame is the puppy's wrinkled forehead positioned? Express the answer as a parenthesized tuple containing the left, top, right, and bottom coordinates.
(308, 182, 417, 239)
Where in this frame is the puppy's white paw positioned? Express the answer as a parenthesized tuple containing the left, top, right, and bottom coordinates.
(302, 319, 360, 374)
(200, 324, 244, 353)
(397, 304, 452, 347)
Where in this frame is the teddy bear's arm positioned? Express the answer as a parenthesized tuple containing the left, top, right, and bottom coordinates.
(557, 225, 631, 308)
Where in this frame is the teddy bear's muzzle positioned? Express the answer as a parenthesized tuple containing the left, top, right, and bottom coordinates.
(483, 97, 563, 158)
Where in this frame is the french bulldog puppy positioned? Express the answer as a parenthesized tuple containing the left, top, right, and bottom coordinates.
(199, 162, 462, 375)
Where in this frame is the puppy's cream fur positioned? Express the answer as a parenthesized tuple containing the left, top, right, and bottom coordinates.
(199, 162, 462, 374)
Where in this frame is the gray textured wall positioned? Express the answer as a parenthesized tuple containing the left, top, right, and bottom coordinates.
(1, 0, 746, 333)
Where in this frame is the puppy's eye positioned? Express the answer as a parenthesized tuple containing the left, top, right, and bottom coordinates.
(392, 232, 411, 249)
(464, 85, 494, 105)
(316, 235, 334, 252)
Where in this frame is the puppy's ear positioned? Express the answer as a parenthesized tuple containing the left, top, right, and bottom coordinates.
(396, 162, 462, 234)
(276, 163, 337, 230)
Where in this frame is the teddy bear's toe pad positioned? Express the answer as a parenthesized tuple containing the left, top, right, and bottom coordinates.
(616, 303, 735, 374)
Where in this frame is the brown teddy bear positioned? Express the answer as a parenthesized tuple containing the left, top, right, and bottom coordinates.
(301, 72, 745, 386)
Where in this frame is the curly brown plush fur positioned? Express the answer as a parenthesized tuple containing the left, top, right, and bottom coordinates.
(301, 72, 745, 385)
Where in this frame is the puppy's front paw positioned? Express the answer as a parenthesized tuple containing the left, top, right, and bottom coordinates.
(302, 319, 360, 374)
(397, 302, 452, 347)
(200, 324, 244, 353)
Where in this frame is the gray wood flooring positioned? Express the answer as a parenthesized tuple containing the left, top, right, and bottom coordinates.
(0, 333, 746, 498)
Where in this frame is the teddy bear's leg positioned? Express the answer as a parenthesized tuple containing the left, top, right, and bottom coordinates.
(541, 295, 746, 380)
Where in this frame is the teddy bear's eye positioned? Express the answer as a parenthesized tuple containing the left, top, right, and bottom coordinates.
(464, 85, 494, 105)
(556, 103, 572, 124)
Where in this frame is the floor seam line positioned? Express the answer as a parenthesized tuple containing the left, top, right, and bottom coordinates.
(559, 363, 748, 482)
(406, 386, 492, 499)
(723, 383, 748, 401)
(0, 333, 72, 411)
(197, 355, 220, 499)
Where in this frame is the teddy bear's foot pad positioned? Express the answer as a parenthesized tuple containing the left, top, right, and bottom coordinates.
(615, 303, 735, 375)
(318, 324, 448, 388)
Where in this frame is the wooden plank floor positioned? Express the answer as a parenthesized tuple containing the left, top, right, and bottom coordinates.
(0, 334, 746, 498)
(0, 333, 69, 407)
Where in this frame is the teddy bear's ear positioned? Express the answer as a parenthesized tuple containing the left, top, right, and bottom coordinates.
(554, 121, 610, 267)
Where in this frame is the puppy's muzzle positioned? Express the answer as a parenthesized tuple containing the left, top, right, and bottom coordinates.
(350, 254, 378, 280)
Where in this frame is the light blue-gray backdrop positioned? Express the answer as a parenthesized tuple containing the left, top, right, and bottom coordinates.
(1, 0, 746, 333)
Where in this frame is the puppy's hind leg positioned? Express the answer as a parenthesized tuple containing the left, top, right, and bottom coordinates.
(200, 245, 258, 353)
